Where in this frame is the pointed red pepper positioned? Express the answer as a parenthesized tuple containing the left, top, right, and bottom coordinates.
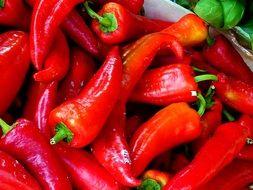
(49, 46, 122, 148)
(33, 30, 70, 83)
(130, 102, 201, 177)
(0, 118, 72, 190)
(0, 0, 31, 30)
(84, 2, 173, 45)
(22, 81, 58, 140)
(57, 47, 96, 104)
(213, 73, 253, 115)
(0, 31, 30, 115)
(30, 0, 84, 70)
(163, 122, 249, 190)
(54, 145, 121, 190)
(202, 35, 253, 85)
(0, 150, 41, 190)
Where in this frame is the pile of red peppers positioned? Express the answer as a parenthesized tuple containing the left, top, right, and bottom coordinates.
(0, 0, 253, 189)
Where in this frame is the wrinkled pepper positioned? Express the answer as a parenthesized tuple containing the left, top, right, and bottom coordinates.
(84, 2, 173, 45)
(0, 31, 30, 115)
(33, 30, 70, 83)
(57, 47, 96, 104)
(163, 122, 249, 190)
(213, 73, 253, 115)
(49, 46, 122, 148)
(0, 150, 41, 190)
(0, 0, 31, 30)
(30, 0, 84, 70)
(22, 81, 58, 140)
(54, 145, 121, 190)
(202, 35, 253, 85)
(0, 118, 72, 190)
(130, 102, 201, 177)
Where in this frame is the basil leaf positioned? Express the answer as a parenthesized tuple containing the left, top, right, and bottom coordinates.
(220, 0, 246, 29)
(0, 0, 4, 8)
(194, 0, 224, 28)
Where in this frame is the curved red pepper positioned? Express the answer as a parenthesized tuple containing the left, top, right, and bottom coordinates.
(0, 119, 72, 190)
(85, 2, 172, 45)
(202, 35, 253, 85)
(91, 32, 183, 187)
(0, 31, 30, 115)
(0, 0, 31, 30)
(57, 47, 96, 104)
(54, 145, 121, 190)
(33, 30, 70, 83)
(30, 0, 83, 70)
(129, 64, 198, 105)
(49, 46, 122, 148)
(93, 0, 144, 14)
(22, 81, 58, 140)
(213, 73, 253, 115)
(170, 153, 190, 174)
(163, 122, 248, 190)
(130, 102, 201, 177)
(237, 146, 253, 161)
(197, 159, 253, 190)
(0, 150, 41, 190)
(151, 54, 191, 68)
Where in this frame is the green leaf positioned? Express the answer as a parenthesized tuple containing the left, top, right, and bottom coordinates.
(0, 0, 5, 8)
(220, 0, 246, 29)
(193, 0, 224, 28)
(175, 0, 198, 10)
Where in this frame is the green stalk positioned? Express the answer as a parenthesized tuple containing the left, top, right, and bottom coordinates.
(50, 123, 73, 145)
(0, 118, 13, 135)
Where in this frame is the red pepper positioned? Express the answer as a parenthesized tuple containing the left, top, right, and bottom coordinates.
(130, 102, 201, 177)
(202, 35, 253, 85)
(57, 47, 96, 104)
(191, 98, 223, 153)
(84, 2, 173, 45)
(0, 31, 30, 115)
(163, 122, 248, 190)
(91, 32, 183, 186)
(0, 150, 41, 190)
(54, 145, 121, 190)
(125, 115, 143, 142)
(93, 0, 144, 14)
(33, 30, 70, 83)
(197, 159, 253, 190)
(22, 81, 58, 140)
(0, 118, 72, 190)
(238, 114, 253, 138)
(213, 73, 253, 115)
(151, 54, 191, 68)
(129, 64, 198, 105)
(30, 0, 83, 70)
(237, 146, 253, 161)
(49, 46, 122, 148)
(162, 14, 208, 47)
(170, 153, 190, 174)
(0, 0, 31, 30)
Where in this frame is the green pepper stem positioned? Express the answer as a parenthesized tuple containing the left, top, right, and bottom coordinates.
(222, 109, 235, 121)
(50, 122, 73, 145)
(191, 66, 207, 73)
(0, 0, 4, 8)
(194, 74, 218, 83)
(0, 118, 13, 135)
(197, 93, 206, 117)
(137, 179, 161, 190)
(206, 34, 215, 47)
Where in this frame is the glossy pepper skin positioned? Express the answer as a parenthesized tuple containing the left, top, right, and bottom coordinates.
(93, 0, 144, 14)
(91, 33, 183, 187)
(22, 81, 58, 140)
(86, 2, 172, 45)
(163, 122, 248, 190)
(0, 150, 41, 190)
(129, 64, 198, 105)
(202, 35, 253, 85)
(197, 159, 253, 190)
(54, 145, 120, 190)
(0, 0, 31, 30)
(0, 119, 72, 190)
(0, 31, 30, 115)
(162, 14, 208, 47)
(49, 46, 122, 148)
(33, 30, 70, 83)
(57, 47, 96, 104)
(130, 102, 201, 177)
(213, 73, 253, 115)
(30, 0, 83, 70)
